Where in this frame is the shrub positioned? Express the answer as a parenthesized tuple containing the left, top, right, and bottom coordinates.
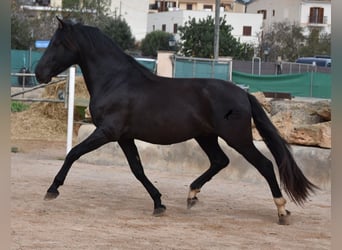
(11, 101, 30, 112)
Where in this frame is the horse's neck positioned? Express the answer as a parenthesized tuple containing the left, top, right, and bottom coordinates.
(77, 44, 134, 96)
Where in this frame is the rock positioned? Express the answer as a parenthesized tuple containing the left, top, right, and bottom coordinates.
(288, 121, 331, 148)
(270, 100, 324, 125)
(315, 104, 331, 121)
(251, 97, 331, 149)
(252, 92, 272, 113)
(270, 111, 293, 140)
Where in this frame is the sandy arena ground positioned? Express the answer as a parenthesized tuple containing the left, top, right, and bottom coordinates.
(11, 139, 331, 250)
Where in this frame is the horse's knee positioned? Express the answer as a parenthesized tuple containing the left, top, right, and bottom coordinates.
(213, 155, 230, 169)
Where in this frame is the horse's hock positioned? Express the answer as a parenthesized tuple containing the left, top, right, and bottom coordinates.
(77, 123, 331, 190)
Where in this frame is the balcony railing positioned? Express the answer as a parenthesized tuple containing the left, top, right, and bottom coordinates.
(308, 15, 328, 25)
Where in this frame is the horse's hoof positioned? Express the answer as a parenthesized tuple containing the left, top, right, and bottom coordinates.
(187, 197, 198, 209)
(153, 205, 166, 217)
(278, 210, 291, 225)
(44, 191, 59, 200)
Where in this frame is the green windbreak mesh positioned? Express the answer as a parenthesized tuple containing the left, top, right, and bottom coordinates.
(11, 49, 157, 86)
(11, 50, 42, 86)
(174, 57, 230, 80)
(11, 50, 330, 98)
(232, 71, 331, 98)
(135, 58, 157, 73)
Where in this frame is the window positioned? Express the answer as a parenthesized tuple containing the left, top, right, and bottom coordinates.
(186, 4, 192, 10)
(203, 5, 213, 11)
(309, 7, 324, 23)
(167, 2, 176, 8)
(173, 23, 178, 34)
(273, 10, 275, 16)
(162, 24, 166, 31)
(152, 25, 155, 31)
(36, 0, 50, 6)
(243, 26, 252, 36)
(257, 9, 267, 20)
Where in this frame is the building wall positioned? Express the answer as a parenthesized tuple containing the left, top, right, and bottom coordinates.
(148, 0, 245, 13)
(300, 1, 331, 34)
(246, 0, 302, 31)
(109, 0, 149, 41)
(50, 0, 62, 8)
(147, 10, 263, 45)
(246, 0, 331, 34)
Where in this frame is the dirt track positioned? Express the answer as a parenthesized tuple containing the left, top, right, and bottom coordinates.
(11, 139, 331, 250)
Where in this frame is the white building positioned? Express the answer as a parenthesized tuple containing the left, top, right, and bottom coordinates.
(246, 0, 331, 35)
(147, 10, 263, 46)
(109, 0, 149, 41)
(148, 0, 246, 13)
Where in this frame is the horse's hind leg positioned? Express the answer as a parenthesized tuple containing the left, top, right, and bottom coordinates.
(222, 126, 291, 224)
(233, 142, 290, 224)
(118, 139, 166, 216)
(45, 128, 111, 200)
(187, 135, 229, 208)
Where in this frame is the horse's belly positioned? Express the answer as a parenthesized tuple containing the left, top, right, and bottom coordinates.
(135, 133, 195, 145)
(127, 120, 210, 145)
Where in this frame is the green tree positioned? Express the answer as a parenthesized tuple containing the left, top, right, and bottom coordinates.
(178, 16, 253, 59)
(62, 0, 81, 9)
(11, 14, 34, 49)
(11, 0, 34, 49)
(11, 0, 136, 51)
(262, 21, 305, 61)
(140, 30, 174, 57)
(98, 16, 135, 51)
(60, 0, 111, 25)
(299, 28, 331, 57)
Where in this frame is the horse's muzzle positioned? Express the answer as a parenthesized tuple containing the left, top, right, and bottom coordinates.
(35, 69, 52, 84)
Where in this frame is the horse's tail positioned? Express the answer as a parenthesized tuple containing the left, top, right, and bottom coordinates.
(247, 93, 318, 205)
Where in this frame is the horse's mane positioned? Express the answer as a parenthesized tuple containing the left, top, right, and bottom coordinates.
(72, 23, 156, 80)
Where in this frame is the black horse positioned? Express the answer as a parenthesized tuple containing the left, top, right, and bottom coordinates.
(35, 17, 317, 224)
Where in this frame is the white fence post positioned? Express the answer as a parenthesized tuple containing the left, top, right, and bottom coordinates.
(66, 66, 76, 154)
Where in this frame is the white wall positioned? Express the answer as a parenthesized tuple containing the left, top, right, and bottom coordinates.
(300, 2, 331, 34)
(147, 10, 263, 46)
(246, 0, 331, 34)
(50, 0, 62, 8)
(246, 0, 302, 32)
(109, 0, 149, 41)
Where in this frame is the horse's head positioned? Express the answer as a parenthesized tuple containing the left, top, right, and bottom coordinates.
(35, 17, 80, 83)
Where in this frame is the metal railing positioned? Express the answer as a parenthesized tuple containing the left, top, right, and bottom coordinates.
(308, 15, 328, 25)
(11, 67, 77, 154)
(11, 72, 68, 103)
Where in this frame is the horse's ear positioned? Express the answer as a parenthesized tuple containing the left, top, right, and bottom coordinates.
(56, 16, 66, 29)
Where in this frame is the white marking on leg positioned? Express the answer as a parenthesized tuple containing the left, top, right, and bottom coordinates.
(274, 197, 287, 216)
(188, 189, 200, 199)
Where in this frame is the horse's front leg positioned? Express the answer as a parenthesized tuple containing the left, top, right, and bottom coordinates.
(118, 139, 166, 216)
(44, 128, 111, 200)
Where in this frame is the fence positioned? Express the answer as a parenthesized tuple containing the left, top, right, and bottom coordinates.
(11, 49, 41, 86)
(11, 49, 331, 99)
(232, 71, 331, 99)
(232, 60, 331, 75)
(11, 67, 76, 154)
(11, 49, 157, 86)
(173, 56, 233, 81)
